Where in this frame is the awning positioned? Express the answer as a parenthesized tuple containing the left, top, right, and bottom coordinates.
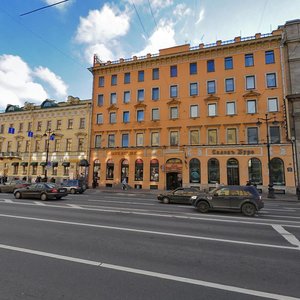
(30, 162, 38, 166)
(79, 159, 89, 167)
(11, 162, 19, 166)
(62, 162, 70, 167)
(52, 162, 58, 167)
(40, 162, 47, 166)
(20, 162, 28, 166)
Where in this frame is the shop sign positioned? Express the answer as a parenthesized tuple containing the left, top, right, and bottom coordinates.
(207, 148, 261, 156)
(111, 151, 138, 156)
(165, 163, 183, 172)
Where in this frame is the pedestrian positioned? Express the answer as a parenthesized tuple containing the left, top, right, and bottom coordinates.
(35, 175, 41, 183)
(122, 177, 127, 190)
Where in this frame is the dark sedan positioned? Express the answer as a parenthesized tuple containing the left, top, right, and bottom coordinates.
(157, 187, 200, 204)
(14, 183, 68, 201)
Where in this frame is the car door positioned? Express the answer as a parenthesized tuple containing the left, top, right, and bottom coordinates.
(171, 188, 185, 203)
(230, 188, 249, 210)
(210, 187, 232, 209)
(25, 184, 39, 198)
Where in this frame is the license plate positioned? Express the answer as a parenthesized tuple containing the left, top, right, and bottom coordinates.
(59, 189, 65, 193)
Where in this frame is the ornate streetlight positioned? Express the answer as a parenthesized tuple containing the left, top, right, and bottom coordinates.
(256, 114, 279, 198)
(43, 129, 55, 181)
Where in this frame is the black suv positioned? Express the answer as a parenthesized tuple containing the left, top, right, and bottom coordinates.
(190, 185, 264, 217)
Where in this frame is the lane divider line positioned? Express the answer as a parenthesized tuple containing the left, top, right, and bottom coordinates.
(272, 225, 300, 248)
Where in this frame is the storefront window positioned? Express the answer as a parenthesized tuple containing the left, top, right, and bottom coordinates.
(150, 159, 159, 182)
(121, 159, 129, 181)
(135, 159, 143, 181)
(106, 159, 114, 180)
(248, 158, 262, 185)
(270, 158, 285, 186)
(208, 158, 220, 184)
(189, 158, 200, 183)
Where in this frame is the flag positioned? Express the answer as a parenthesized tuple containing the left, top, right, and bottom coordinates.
(8, 127, 15, 134)
(50, 135, 55, 141)
(28, 131, 33, 137)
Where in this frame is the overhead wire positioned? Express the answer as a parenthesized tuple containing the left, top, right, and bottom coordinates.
(131, 0, 149, 39)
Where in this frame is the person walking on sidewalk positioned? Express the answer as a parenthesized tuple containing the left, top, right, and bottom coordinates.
(122, 177, 127, 190)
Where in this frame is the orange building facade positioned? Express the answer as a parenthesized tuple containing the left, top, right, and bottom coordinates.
(89, 28, 295, 193)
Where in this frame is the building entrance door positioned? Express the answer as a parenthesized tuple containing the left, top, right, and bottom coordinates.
(227, 158, 240, 185)
(166, 172, 182, 190)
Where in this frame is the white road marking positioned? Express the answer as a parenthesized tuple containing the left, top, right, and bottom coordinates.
(34, 201, 46, 206)
(67, 204, 83, 209)
(0, 213, 299, 251)
(2, 199, 13, 203)
(88, 199, 155, 206)
(272, 225, 300, 248)
(0, 243, 298, 300)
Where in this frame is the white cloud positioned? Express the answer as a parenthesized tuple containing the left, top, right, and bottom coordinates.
(196, 8, 205, 25)
(173, 3, 192, 17)
(0, 54, 68, 110)
(43, 0, 72, 10)
(151, 0, 173, 9)
(34, 67, 68, 98)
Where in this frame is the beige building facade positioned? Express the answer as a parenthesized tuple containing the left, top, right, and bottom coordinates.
(0, 96, 92, 183)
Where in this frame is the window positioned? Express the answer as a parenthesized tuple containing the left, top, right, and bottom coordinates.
(246, 75, 255, 90)
(110, 93, 117, 104)
(208, 103, 217, 116)
(27, 122, 32, 132)
(96, 114, 103, 124)
(68, 119, 73, 129)
(109, 112, 116, 124)
(37, 121, 42, 131)
(150, 159, 159, 182)
(123, 91, 130, 103)
(265, 50, 275, 64)
(170, 85, 178, 98)
(152, 87, 159, 100)
(137, 89, 144, 101)
(122, 134, 129, 147)
(95, 135, 101, 148)
(208, 129, 217, 145)
(247, 100, 257, 114)
(46, 120, 51, 130)
(151, 132, 159, 146)
(266, 73, 277, 88)
(190, 130, 199, 145)
(138, 70, 144, 82)
(18, 123, 23, 133)
(135, 159, 143, 181)
(54, 139, 61, 152)
(124, 72, 130, 84)
(0, 124, 4, 134)
(247, 127, 258, 144)
(190, 105, 199, 118)
(207, 60, 215, 72)
(208, 158, 220, 183)
(225, 57, 233, 70)
(66, 139, 72, 151)
(97, 94, 104, 106)
(78, 138, 84, 151)
(268, 98, 278, 112)
(25, 141, 30, 152)
(270, 126, 280, 143)
(99, 76, 104, 87)
(190, 82, 198, 96)
(207, 80, 216, 94)
(170, 131, 179, 146)
(189, 158, 200, 183)
(170, 65, 177, 77)
(137, 110, 144, 122)
(152, 108, 159, 121)
(227, 128, 237, 144)
(123, 111, 130, 123)
(226, 102, 236, 115)
(152, 68, 159, 80)
(245, 53, 254, 66)
(7, 141, 12, 152)
(190, 62, 197, 75)
(170, 107, 178, 119)
(108, 134, 115, 148)
(248, 158, 262, 185)
(106, 159, 114, 179)
(136, 133, 144, 146)
(225, 78, 234, 92)
(16, 141, 22, 152)
(111, 74, 117, 85)
(79, 118, 85, 129)
(270, 158, 285, 185)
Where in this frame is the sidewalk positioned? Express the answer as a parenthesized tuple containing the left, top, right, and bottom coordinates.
(86, 187, 300, 202)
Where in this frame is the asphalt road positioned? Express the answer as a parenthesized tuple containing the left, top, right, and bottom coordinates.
(0, 191, 299, 300)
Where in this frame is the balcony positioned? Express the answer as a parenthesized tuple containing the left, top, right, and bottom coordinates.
(0, 152, 21, 159)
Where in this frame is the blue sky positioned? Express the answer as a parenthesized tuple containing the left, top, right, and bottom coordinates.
(0, 0, 300, 111)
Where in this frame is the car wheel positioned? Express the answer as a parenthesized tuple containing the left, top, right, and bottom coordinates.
(15, 191, 22, 199)
(197, 201, 209, 213)
(40, 193, 47, 201)
(70, 188, 76, 194)
(162, 197, 170, 204)
(242, 203, 256, 217)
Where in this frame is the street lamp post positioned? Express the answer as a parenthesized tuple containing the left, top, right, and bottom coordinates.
(43, 129, 55, 182)
(256, 114, 278, 199)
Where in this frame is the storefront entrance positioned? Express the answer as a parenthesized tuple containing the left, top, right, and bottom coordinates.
(227, 158, 240, 185)
(165, 158, 183, 190)
(166, 172, 182, 190)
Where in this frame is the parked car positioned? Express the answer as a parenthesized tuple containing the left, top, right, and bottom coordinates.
(190, 185, 264, 217)
(157, 187, 200, 204)
(61, 179, 86, 194)
(0, 180, 31, 193)
(14, 183, 68, 200)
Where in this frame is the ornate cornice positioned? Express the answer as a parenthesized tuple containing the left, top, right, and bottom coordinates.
(243, 90, 261, 98)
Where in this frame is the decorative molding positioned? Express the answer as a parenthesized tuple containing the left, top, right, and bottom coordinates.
(204, 95, 220, 102)
(107, 104, 119, 111)
(167, 99, 181, 105)
(243, 90, 261, 98)
(134, 102, 147, 109)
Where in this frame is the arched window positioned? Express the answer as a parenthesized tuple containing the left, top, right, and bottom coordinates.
(227, 158, 240, 185)
(150, 159, 159, 182)
(270, 158, 285, 186)
(189, 158, 200, 183)
(135, 159, 144, 181)
(121, 159, 129, 181)
(106, 159, 114, 180)
(208, 158, 220, 184)
(248, 158, 262, 185)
